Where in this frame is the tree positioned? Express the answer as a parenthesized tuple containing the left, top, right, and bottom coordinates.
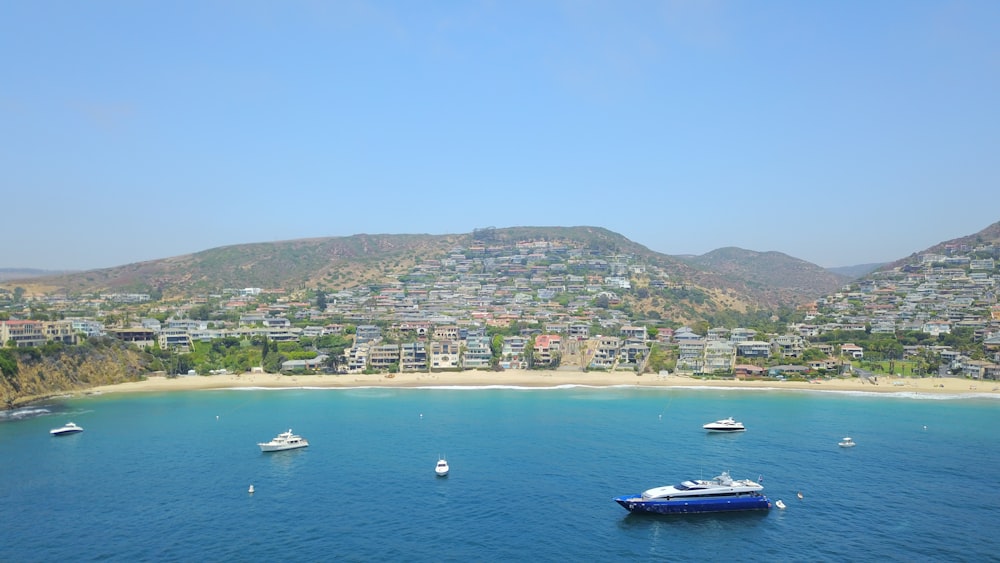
(189, 304, 213, 321)
(0, 349, 19, 380)
(316, 290, 327, 312)
(491, 335, 504, 360)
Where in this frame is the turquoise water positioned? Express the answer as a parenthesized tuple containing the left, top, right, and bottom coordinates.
(2, 387, 999, 562)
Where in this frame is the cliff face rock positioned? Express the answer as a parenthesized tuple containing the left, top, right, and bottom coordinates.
(1, 340, 152, 407)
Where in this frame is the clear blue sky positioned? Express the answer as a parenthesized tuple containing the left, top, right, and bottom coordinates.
(3, 1, 998, 271)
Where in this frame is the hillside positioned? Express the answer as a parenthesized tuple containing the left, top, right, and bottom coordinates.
(827, 263, 885, 279)
(884, 220, 1000, 270)
(3, 227, 849, 318)
(679, 247, 850, 306)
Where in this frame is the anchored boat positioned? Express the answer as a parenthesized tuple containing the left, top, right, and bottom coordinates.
(614, 471, 771, 514)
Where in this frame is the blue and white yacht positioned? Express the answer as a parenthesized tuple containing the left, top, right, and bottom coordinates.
(614, 471, 771, 514)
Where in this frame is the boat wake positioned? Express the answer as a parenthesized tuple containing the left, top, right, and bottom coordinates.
(0, 407, 52, 421)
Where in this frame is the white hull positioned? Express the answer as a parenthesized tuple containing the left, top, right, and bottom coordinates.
(259, 442, 309, 452)
(258, 429, 309, 452)
(50, 423, 83, 435)
(702, 417, 745, 432)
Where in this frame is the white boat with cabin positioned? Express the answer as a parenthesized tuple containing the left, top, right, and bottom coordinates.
(702, 417, 746, 432)
(435, 457, 449, 477)
(838, 436, 856, 448)
(258, 429, 309, 452)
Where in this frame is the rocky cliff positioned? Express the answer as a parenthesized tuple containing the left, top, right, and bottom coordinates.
(1, 338, 153, 407)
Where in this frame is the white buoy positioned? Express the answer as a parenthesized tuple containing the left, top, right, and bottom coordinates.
(216, 415, 219, 420)
(248, 484, 254, 494)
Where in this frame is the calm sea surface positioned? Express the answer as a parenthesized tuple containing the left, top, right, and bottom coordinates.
(2, 386, 999, 562)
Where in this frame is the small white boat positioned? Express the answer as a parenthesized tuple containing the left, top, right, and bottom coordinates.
(435, 457, 449, 477)
(248, 485, 255, 494)
(50, 422, 84, 436)
(775, 499, 786, 509)
(258, 429, 309, 452)
(702, 417, 746, 432)
(838, 436, 856, 448)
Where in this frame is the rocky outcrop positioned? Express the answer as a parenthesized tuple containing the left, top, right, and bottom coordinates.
(0, 339, 153, 408)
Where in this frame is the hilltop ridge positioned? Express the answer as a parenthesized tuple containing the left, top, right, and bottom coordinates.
(2, 227, 848, 318)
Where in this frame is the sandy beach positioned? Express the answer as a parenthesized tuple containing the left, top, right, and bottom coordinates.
(83, 369, 1000, 397)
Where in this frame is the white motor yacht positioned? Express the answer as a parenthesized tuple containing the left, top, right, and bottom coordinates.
(258, 429, 309, 452)
(435, 457, 449, 477)
(838, 436, 856, 448)
(50, 422, 84, 436)
(702, 417, 746, 432)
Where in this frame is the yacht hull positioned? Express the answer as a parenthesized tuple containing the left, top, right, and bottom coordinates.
(614, 494, 771, 514)
(259, 443, 308, 452)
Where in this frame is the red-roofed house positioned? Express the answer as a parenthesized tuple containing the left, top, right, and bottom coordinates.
(533, 334, 562, 366)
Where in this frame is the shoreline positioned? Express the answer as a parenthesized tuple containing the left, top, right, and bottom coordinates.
(77, 370, 1000, 398)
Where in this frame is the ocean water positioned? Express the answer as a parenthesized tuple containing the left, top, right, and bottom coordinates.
(2, 386, 999, 562)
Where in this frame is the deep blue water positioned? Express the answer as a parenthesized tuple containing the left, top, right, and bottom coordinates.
(2, 386, 999, 562)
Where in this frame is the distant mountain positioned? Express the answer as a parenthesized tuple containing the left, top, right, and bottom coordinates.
(827, 263, 885, 279)
(2, 227, 858, 319)
(679, 247, 851, 305)
(0, 268, 76, 282)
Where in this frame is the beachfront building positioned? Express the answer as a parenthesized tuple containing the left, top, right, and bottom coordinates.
(281, 354, 328, 372)
(369, 344, 400, 371)
(590, 336, 621, 369)
(400, 342, 428, 372)
(430, 340, 460, 370)
(675, 339, 706, 373)
(345, 344, 370, 373)
(501, 336, 528, 361)
(532, 334, 562, 367)
(703, 341, 737, 373)
(617, 340, 648, 370)
(734, 364, 766, 378)
(462, 336, 493, 369)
